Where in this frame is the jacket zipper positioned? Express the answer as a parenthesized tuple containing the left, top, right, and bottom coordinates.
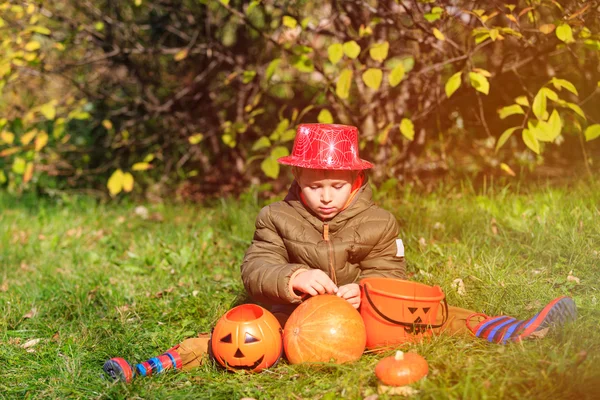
(323, 223, 337, 285)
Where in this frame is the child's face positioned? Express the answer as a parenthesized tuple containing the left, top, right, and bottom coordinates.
(296, 169, 354, 220)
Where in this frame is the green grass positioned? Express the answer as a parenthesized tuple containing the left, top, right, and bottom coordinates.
(1, 181, 599, 399)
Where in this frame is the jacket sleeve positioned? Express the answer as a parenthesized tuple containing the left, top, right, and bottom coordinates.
(241, 206, 308, 305)
(358, 212, 407, 280)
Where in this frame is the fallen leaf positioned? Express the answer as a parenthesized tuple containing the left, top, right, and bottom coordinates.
(529, 326, 549, 339)
(134, 206, 149, 219)
(378, 384, 419, 396)
(20, 262, 31, 271)
(490, 218, 498, 235)
(418, 237, 427, 248)
(155, 287, 174, 298)
(419, 269, 433, 279)
(38, 234, 46, 240)
(567, 270, 580, 284)
(363, 395, 379, 400)
(452, 278, 466, 296)
(525, 300, 541, 311)
(52, 332, 60, 341)
(9, 338, 21, 345)
(576, 350, 587, 365)
(433, 222, 444, 230)
(23, 307, 37, 319)
(192, 290, 199, 297)
(150, 212, 164, 222)
(0, 281, 8, 292)
(21, 338, 41, 349)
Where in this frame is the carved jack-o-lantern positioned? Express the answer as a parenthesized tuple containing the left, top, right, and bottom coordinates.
(210, 304, 283, 372)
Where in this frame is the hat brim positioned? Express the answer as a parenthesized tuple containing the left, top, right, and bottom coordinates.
(277, 156, 373, 170)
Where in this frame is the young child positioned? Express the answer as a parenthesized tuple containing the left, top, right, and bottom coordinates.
(105, 123, 577, 381)
(240, 123, 577, 342)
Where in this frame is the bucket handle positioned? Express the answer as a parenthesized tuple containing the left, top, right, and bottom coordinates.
(362, 284, 449, 330)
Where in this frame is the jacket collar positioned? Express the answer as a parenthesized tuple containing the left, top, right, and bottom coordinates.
(284, 177, 373, 234)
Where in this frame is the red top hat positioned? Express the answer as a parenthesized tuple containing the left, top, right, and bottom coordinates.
(277, 124, 373, 170)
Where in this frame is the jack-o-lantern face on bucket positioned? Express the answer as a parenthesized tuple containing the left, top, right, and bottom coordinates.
(210, 304, 283, 372)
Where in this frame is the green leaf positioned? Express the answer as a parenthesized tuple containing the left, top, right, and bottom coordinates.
(242, 70, 256, 83)
(584, 124, 600, 141)
(362, 68, 383, 90)
(343, 41, 361, 59)
(265, 58, 281, 81)
(0, 170, 6, 184)
(291, 55, 314, 73)
(252, 136, 271, 151)
(551, 78, 578, 96)
(541, 87, 558, 102)
(566, 102, 586, 119)
(280, 129, 296, 142)
(219, 0, 230, 5)
(556, 23, 575, 43)
(271, 146, 289, 159)
(445, 72, 462, 98)
(12, 157, 26, 175)
(282, 16, 297, 29)
(388, 64, 405, 87)
(496, 127, 519, 152)
(522, 129, 540, 154)
(29, 26, 51, 35)
(399, 118, 414, 140)
(369, 42, 389, 63)
(336, 68, 353, 99)
(317, 109, 333, 124)
(327, 43, 343, 64)
(498, 104, 524, 119)
(469, 72, 490, 95)
(424, 6, 444, 22)
(532, 89, 547, 120)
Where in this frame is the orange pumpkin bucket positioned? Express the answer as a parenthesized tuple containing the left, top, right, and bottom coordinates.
(359, 278, 448, 349)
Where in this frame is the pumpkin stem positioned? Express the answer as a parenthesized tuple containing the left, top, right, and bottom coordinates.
(394, 350, 404, 361)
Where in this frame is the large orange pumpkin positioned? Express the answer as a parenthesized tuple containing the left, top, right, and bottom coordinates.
(375, 350, 428, 386)
(283, 294, 366, 364)
(210, 304, 283, 372)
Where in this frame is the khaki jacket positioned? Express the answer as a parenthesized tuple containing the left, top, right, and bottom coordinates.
(241, 180, 406, 305)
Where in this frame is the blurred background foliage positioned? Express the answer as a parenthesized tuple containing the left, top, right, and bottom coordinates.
(1, 0, 599, 200)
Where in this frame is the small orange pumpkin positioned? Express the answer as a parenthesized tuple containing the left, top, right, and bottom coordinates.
(211, 304, 283, 372)
(375, 350, 428, 386)
(283, 294, 366, 364)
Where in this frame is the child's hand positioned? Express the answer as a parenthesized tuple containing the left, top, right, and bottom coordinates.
(291, 269, 338, 296)
(337, 283, 361, 309)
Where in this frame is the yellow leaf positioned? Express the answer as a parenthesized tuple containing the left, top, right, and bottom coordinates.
(388, 63, 405, 87)
(188, 133, 204, 144)
(472, 68, 491, 78)
(400, 118, 415, 140)
(39, 102, 56, 120)
(445, 71, 462, 98)
(342, 41, 361, 59)
(539, 24, 555, 34)
(369, 42, 389, 63)
(102, 119, 113, 130)
(515, 96, 529, 107)
(34, 131, 48, 151)
(122, 172, 134, 192)
(500, 163, 516, 176)
(433, 28, 445, 41)
(12, 157, 26, 174)
(317, 109, 333, 124)
(21, 130, 37, 145)
(132, 162, 151, 171)
(506, 14, 517, 23)
(469, 72, 490, 95)
(134, 0, 142, 6)
(26, 4, 35, 14)
(556, 24, 575, 43)
(522, 129, 540, 154)
(336, 68, 353, 99)
(23, 162, 34, 183)
(282, 16, 297, 29)
(24, 41, 40, 51)
(174, 48, 189, 61)
(0, 148, 20, 157)
(327, 43, 343, 64)
(362, 68, 383, 90)
(496, 127, 519, 152)
(107, 169, 124, 196)
(584, 124, 600, 141)
(1, 131, 15, 144)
